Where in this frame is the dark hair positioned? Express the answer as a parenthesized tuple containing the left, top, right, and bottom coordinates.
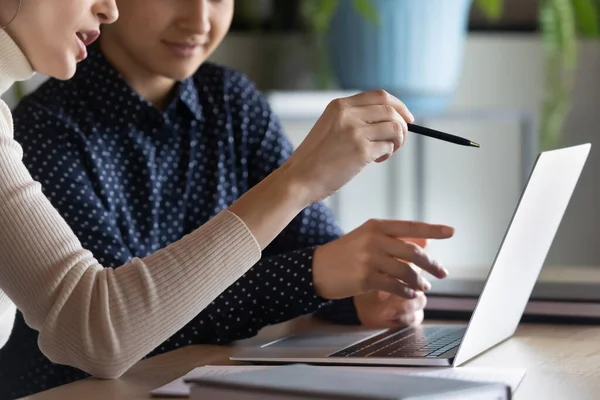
(0, 0, 22, 30)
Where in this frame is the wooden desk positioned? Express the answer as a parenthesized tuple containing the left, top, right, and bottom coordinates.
(23, 319, 600, 400)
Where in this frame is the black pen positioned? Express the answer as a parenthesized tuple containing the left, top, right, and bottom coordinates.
(407, 123, 480, 148)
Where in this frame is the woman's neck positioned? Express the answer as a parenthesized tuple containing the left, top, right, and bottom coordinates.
(99, 38, 177, 110)
(0, 29, 34, 96)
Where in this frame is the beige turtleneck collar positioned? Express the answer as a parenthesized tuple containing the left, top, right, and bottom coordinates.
(0, 29, 34, 96)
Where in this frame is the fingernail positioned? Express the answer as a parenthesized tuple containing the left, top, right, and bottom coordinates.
(442, 268, 450, 277)
(408, 112, 415, 123)
(423, 280, 432, 292)
(406, 288, 415, 298)
(442, 226, 454, 236)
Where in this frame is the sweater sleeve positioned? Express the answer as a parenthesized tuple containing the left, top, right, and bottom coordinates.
(0, 101, 261, 378)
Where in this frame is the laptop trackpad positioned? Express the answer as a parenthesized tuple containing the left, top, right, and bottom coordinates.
(264, 330, 385, 349)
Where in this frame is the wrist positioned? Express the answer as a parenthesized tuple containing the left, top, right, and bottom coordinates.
(311, 245, 339, 300)
(273, 162, 314, 210)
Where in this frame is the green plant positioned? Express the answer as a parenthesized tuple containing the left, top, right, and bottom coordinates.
(301, 0, 379, 89)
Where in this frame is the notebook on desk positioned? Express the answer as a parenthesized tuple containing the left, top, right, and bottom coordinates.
(231, 143, 591, 367)
(184, 364, 512, 400)
(150, 364, 526, 397)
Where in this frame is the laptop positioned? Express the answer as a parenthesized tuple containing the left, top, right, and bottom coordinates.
(231, 143, 591, 367)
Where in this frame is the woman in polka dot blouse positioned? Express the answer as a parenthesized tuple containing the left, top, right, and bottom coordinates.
(1, 0, 454, 398)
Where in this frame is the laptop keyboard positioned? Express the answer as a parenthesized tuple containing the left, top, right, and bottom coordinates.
(329, 325, 466, 359)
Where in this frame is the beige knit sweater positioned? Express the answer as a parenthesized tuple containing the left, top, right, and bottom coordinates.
(0, 30, 261, 378)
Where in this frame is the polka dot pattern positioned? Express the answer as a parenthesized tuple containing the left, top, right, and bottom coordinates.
(0, 44, 356, 399)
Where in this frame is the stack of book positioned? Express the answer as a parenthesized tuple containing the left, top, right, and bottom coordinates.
(425, 266, 600, 322)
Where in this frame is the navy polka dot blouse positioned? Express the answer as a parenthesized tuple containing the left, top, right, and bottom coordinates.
(0, 44, 359, 398)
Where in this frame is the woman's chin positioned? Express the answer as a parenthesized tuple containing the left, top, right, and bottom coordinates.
(36, 58, 78, 81)
(56, 62, 78, 80)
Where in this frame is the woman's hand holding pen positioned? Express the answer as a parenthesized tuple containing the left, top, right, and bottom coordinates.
(282, 89, 414, 206)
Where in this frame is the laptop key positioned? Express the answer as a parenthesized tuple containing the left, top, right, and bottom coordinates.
(330, 326, 466, 358)
(406, 350, 431, 357)
(330, 329, 414, 357)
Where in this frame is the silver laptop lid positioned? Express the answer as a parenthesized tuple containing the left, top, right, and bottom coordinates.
(453, 143, 591, 366)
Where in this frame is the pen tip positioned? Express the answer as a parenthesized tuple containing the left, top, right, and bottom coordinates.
(470, 141, 480, 148)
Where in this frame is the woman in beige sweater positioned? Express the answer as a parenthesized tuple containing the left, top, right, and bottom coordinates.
(0, 0, 451, 381)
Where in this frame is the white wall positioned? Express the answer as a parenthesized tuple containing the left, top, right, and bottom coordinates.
(3, 33, 599, 268)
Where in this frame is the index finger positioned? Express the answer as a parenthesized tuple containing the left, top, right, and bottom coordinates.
(343, 90, 415, 123)
(379, 220, 455, 239)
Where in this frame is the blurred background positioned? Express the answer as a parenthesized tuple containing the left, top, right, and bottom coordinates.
(3, 0, 600, 311)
